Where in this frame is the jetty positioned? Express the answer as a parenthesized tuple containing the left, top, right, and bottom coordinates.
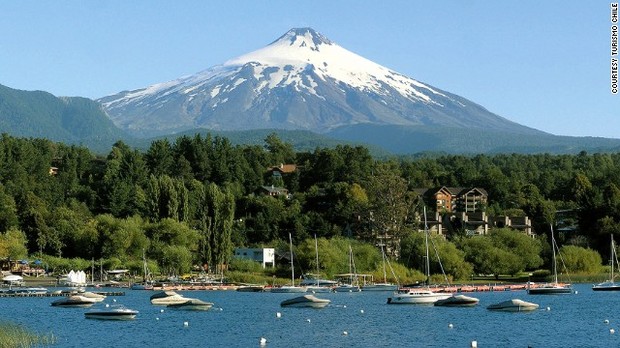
(0, 291, 124, 298)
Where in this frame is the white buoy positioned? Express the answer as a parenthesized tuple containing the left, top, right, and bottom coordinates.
(471, 341, 478, 348)
(611, 328, 615, 334)
(160, 309, 164, 313)
(575, 291, 579, 295)
(112, 299, 116, 302)
(276, 312, 282, 318)
(546, 306, 551, 311)
(184, 321, 189, 327)
(343, 331, 348, 336)
(343, 305, 347, 308)
(105, 304, 110, 308)
(260, 337, 267, 346)
(156, 317, 159, 321)
(605, 319, 610, 324)
(360, 309, 364, 314)
(306, 318, 311, 323)
(448, 323, 454, 329)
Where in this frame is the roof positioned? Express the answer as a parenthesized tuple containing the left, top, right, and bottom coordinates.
(268, 164, 297, 174)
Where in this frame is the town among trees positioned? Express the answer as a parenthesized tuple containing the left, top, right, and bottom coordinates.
(0, 132, 618, 284)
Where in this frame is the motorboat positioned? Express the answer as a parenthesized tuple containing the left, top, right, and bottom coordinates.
(280, 294, 331, 308)
(85, 307, 138, 320)
(51, 295, 98, 308)
(387, 288, 451, 304)
(361, 283, 399, 292)
(487, 299, 539, 312)
(333, 284, 361, 292)
(434, 294, 480, 307)
(167, 298, 214, 311)
(80, 291, 106, 302)
(131, 282, 154, 290)
(149, 290, 188, 305)
(305, 285, 333, 293)
(270, 285, 308, 293)
(236, 285, 266, 292)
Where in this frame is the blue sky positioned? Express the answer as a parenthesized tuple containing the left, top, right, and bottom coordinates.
(1, 1, 617, 138)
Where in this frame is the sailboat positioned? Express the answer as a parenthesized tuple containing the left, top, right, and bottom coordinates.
(527, 224, 573, 295)
(334, 245, 362, 292)
(303, 235, 336, 293)
(387, 207, 451, 304)
(270, 233, 307, 293)
(593, 235, 620, 291)
(131, 250, 154, 290)
(362, 244, 398, 291)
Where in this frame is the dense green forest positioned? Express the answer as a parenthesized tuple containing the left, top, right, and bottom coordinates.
(0, 132, 618, 282)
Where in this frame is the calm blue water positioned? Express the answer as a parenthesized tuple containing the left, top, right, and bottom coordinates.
(1, 283, 619, 347)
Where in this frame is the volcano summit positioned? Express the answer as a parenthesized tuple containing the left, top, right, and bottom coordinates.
(98, 28, 541, 138)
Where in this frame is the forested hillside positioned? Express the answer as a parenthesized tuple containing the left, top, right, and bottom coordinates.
(0, 133, 618, 281)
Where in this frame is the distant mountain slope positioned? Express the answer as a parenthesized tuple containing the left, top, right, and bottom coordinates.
(327, 124, 620, 154)
(99, 28, 543, 138)
(0, 84, 128, 151)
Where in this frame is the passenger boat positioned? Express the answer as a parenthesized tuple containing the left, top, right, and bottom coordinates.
(434, 294, 479, 307)
(85, 307, 138, 320)
(280, 294, 330, 308)
(487, 299, 539, 312)
(51, 295, 98, 308)
(167, 298, 214, 311)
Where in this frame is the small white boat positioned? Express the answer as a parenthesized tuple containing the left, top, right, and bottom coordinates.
(270, 285, 308, 293)
(236, 285, 266, 292)
(51, 295, 98, 308)
(305, 285, 333, 293)
(80, 291, 106, 302)
(434, 294, 480, 307)
(487, 299, 539, 312)
(85, 307, 138, 320)
(280, 294, 330, 308)
(333, 284, 361, 292)
(361, 283, 399, 292)
(167, 298, 214, 311)
(387, 288, 451, 304)
(149, 290, 188, 305)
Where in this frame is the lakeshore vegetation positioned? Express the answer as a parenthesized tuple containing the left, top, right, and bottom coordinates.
(0, 133, 618, 283)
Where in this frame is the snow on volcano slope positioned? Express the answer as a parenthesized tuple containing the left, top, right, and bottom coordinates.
(98, 28, 540, 137)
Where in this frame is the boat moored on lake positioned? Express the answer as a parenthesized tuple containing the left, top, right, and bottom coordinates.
(280, 294, 330, 308)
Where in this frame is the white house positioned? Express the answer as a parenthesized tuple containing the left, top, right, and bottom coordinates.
(234, 248, 275, 268)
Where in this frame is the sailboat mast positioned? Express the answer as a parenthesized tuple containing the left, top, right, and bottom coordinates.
(315, 234, 320, 286)
(612, 235, 615, 282)
(551, 224, 558, 284)
(424, 207, 431, 286)
(289, 233, 295, 286)
(381, 244, 388, 283)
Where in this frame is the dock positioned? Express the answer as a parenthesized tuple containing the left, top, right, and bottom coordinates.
(0, 291, 125, 298)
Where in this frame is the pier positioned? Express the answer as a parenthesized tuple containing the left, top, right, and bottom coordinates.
(0, 291, 125, 298)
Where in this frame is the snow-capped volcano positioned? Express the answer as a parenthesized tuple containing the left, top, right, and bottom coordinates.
(98, 28, 540, 137)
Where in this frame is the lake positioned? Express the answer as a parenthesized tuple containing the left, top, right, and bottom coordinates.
(1, 283, 618, 347)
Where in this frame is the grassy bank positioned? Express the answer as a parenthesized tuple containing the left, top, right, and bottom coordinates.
(0, 322, 56, 348)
